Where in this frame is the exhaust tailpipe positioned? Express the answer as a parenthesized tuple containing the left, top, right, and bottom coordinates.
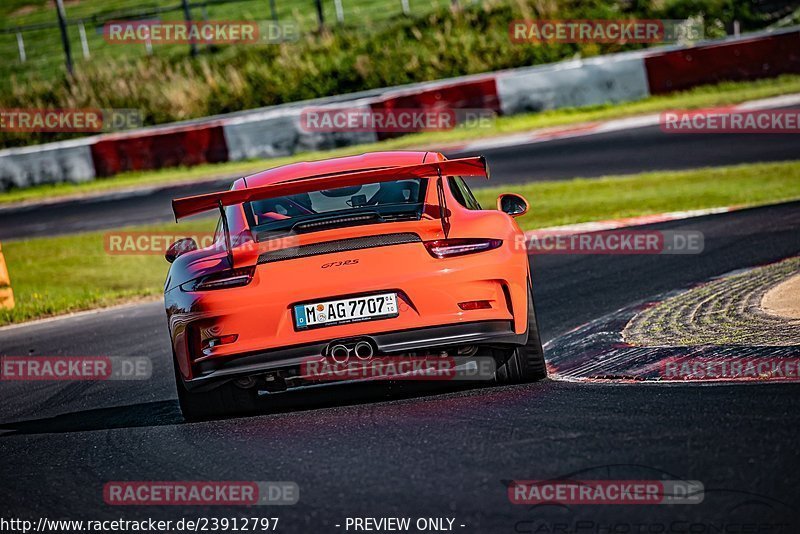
(354, 341, 374, 360)
(329, 344, 350, 363)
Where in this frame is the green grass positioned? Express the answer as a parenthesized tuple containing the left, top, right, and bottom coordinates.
(2, 74, 799, 205)
(1, 0, 457, 85)
(2, 159, 800, 326)
(472, 161, 800, 229)
(0, 218, 214, 325)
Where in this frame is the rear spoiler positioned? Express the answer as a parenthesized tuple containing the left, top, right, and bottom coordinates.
(171, 156, 490, 220)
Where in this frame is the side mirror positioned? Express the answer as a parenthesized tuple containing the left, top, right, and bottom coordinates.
(165, 237, 198, 263)
(497, 193, 529, 217)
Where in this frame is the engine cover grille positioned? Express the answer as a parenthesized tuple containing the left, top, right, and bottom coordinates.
(257, 232, 422, 264)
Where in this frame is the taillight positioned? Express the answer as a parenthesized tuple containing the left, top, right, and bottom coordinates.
(180, 267, 255, 292)
(424, 238, 502, 258)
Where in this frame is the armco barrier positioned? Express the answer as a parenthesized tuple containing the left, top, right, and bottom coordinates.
(90, 122, 229, 177)
(645, 30, 800, 94)
(0, 139, 95, 191)
(1, 26, 798, 188)
(370, 77, 500, 140)
(496, 53, 649, 115)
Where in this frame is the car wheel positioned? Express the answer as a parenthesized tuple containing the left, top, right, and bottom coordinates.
(494, 287, 547, 383)
(173, 357, 260, 421)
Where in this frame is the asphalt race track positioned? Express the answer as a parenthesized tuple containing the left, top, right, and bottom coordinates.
(3, 123, 800, 240)
(2, 201, 799, 530)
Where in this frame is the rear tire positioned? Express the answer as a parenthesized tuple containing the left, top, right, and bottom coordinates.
(494, 288, 547, 384)
(173, 357, 260, 421)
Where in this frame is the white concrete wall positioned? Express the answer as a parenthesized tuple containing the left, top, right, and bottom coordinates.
(222, 102, 378, 162)
(496, 53, 650, 115)
(0, 139, 96, 191)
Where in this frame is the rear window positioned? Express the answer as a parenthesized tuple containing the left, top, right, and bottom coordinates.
(246, 178, 427, 237)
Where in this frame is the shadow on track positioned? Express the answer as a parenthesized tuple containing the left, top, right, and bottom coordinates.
(0, 379, 499, 436)
(0, 400, 183, 435)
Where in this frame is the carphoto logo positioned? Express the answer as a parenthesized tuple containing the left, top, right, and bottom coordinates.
(300, 356, 496, 382)
(0, 356, 151, 381)
(103, 20, 298, 45)
(522, 230, 704, 255)
(509, 19, 703, 44)
(661, 357, 800, 381)
(509, 479, 704, 505)
(661, 109, 800, 134)
(103, 481, 298, 506)
(299, 108, 495, 133)
(0, 108, 142, 133)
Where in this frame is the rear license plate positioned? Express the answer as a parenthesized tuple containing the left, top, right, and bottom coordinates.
(293, 293, 398, 329)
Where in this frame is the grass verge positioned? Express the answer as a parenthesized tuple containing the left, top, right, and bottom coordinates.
(2, 74, 799, 206)
(2, 160, 800, 326)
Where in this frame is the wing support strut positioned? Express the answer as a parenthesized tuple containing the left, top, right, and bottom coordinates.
(218, 200, 234, 268)
(436, 166, 451, 239)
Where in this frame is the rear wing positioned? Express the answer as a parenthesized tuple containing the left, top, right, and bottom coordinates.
(171, 156, 490, 220)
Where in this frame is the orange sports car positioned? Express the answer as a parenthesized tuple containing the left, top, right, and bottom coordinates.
(165, 151, 545, 419)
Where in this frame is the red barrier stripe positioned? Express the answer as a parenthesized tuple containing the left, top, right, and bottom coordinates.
(369, 77, 500, 141)
(90, 123, 228, 177)
(644, 30, 800, 94)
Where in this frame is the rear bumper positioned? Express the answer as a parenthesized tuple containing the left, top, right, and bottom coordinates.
(168, 236, 531, 382)
(185, 320, 524, 390)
